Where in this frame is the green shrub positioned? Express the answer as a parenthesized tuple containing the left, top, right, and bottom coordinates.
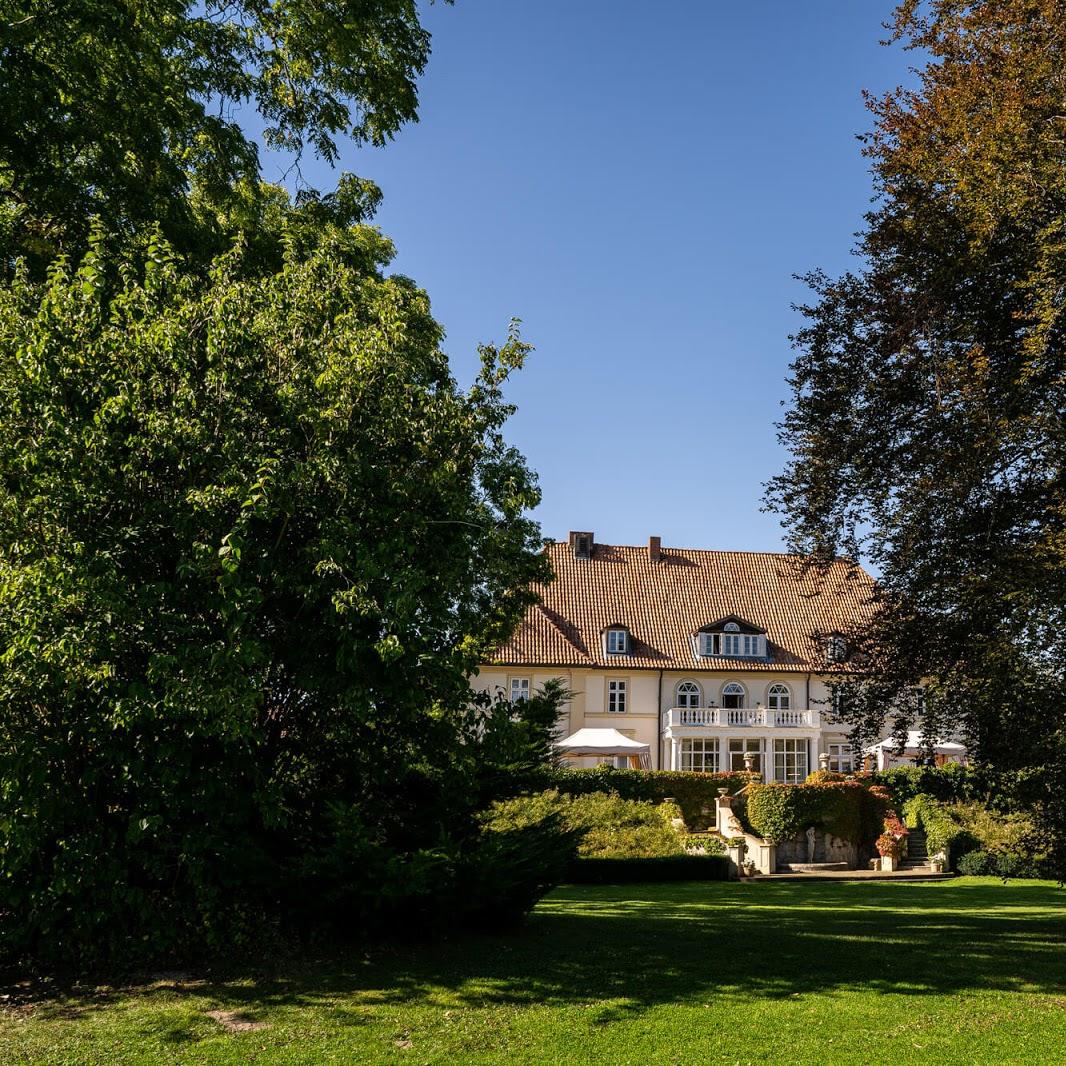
(681, 834, 727, 856)
(957, 850, 995, 876)
(870, 765, 992, 807)
(483, 790, 686, 860)
(956, 849, 1048, 880)
(745, 781, 887, 844)
(567, 855, 730, 884)
(506, 767, 756, 830)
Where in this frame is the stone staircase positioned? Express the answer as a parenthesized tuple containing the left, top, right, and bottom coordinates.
(901, 826, 930, 870)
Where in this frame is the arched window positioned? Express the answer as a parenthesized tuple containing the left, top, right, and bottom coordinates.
(722, 682, 746, 709)
(676, 680, 701, 708)
(767, 683, 791, 711)
(724, 622, 740, 632)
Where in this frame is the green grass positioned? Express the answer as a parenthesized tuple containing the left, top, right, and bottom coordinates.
(3, 877, 1066, 1064)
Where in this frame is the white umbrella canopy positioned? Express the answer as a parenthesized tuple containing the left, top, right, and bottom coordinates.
(865, 731, 968, 769)
(555, 727, 652, 769)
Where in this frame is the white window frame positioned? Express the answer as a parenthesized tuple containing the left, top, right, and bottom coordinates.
(699, 628, 764, 659)
(676, 680, 701, 708)
(828, 742, 854, 773)
(509, 677, 531, 703)
(721, 681, 746, 709)
(605, 628, 629, 655)
(773, 738, 809, 783)
(767, 683, 791, 711)
(680, 737, 719, 772)
(728, 737, 763, 773)
(607, 678, 628, 714)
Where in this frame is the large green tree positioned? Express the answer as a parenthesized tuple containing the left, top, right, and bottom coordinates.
(0, 204, 552, 963)
(769, 0, 1066, 859)
(0, 0, 441, 269)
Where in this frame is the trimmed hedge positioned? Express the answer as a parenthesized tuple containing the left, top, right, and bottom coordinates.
(567, 855, 730, 884)
(745, 781, 888, 845)
(509, 766, 758, 830)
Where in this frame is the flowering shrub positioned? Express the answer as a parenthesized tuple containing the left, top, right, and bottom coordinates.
(876, 814, 909, 858)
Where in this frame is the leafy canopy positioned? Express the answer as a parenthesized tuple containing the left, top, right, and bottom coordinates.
(768, 0, 1066, 865)
(0, 0, 445, 267)
(0, 209, 549, 963)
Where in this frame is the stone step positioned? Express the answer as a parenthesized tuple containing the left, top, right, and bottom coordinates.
(777, 861, 851, 873)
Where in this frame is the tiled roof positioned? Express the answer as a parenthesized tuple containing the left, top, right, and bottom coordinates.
(490, 540, 876, 672)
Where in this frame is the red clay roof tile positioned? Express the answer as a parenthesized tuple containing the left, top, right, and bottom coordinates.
(491, 541, 876, 672)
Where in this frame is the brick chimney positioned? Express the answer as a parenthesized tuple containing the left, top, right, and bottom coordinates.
(569, 531, 593, 559)
(648, 536, 661, 562)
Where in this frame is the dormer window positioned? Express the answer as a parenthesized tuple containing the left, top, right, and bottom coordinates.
(697, 616, 767, 659)
(605, 627, 629, 655)
(824, 634, 848, 663)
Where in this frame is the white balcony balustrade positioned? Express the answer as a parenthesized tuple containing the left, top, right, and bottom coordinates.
(664, 707, 819, 730)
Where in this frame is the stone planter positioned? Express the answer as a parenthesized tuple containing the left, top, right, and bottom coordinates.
(880, 854, 898, 872)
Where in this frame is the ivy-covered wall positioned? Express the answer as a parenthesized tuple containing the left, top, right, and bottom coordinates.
(745, 781, 889, 846)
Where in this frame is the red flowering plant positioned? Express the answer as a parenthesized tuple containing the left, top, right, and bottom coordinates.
(876, 813, 909, 859)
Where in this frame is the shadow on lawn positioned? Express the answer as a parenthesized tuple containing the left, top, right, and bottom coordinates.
(19, 879, 1066, 1030)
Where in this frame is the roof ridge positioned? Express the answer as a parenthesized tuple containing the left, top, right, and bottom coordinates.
(547, 541, 859, 563)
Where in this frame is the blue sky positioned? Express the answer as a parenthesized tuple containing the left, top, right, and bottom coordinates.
(259, 1, 915, 553)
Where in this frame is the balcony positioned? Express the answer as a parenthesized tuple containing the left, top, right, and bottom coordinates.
(664, 707, 820, 730)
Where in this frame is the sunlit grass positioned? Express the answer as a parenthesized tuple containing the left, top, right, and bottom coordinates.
(3, 877, 1065, 1064)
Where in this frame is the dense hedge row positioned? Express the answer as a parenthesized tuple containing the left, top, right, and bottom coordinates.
(870, 765, 994, 807)
(484, 790, 686, 859)
(567, 855, 730, 884)
(510, 766, 758, 830)
(745, 782, 889, 844)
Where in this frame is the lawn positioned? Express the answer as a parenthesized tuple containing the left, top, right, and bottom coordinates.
(3, 877, 1066, 1065)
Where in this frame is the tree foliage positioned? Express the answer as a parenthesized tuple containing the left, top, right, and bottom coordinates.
(0, 215, 551, 965)
(768, 0, 1066, 866)
(0, 0, 443, 269)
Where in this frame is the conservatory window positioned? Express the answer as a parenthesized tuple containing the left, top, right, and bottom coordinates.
(680, 737, 719, 772)
(729, 738, 763, 773)
(773, 738, 809, 783)
(828, 743, 854, 773)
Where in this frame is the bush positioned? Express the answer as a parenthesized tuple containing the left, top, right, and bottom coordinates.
(957, 849, 1049, 880)
(745, 781, 888, 844)
(483, 790, 686, 860)
(682, 834, 727, 856)
(870, 765, 992, 807)
(567, 855, 730, 884)
(956, 850, 995, 876)
(506, 767, 757, 830)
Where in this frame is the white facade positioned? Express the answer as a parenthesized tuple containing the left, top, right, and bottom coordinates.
(473, 665, 856, 781)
